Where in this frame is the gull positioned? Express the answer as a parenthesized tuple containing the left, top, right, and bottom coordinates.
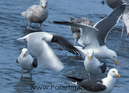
(53, 4, 126, 66)
(69, 17, 94, 46)
(84, 49, 107, 80)
(17, 32, 81, 71)
(16, 48, 38, 77)
(21, 0, 48, 30)
(66, 68, 120, 93)
(103, 0, 129, 38)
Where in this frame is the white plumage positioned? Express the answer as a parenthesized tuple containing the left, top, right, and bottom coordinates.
(17, 48, 38, 77)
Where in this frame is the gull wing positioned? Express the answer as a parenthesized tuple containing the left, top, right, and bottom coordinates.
(18, 32, 64, 71)
(94, 4, 126, 46)
(53, 21, 99, 48)
(78, 79, 106, 92)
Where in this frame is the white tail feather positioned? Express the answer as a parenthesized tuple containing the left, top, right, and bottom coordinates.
(21, 12, 26, 17)
(17, 34, 30, 40)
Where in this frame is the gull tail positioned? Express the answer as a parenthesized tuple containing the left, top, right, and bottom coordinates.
(21, 11, 26, 17)
(17, 34, 30, 40)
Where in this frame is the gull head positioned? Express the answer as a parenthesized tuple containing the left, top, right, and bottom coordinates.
(86, 49, 94, 61)
(40, 0, 47, 8)
(109, 50, 118, 66)
(21, 48, 29, 58)
(108, 68, 120, 78)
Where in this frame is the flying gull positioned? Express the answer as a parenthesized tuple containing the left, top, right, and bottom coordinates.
(84, 49, 107, 80)
(17, 32, 81, 71)
(21, 0, 48, 30)
(66, 68, 120, 93)
(53, 4, 126, 66)
(16, 48, 38, 77)
(69, 17, 94, 46)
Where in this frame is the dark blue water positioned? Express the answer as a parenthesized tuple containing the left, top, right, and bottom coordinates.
(0, 0, 129, 92)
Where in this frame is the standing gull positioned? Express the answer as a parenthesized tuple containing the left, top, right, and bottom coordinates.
(70, 17, 94, 46)
(21, 0, 48, 30)
(16, 48, 38, 77)
(17, 32, 81, 71)
(66, 68, 120, 93)
(53, 4, 126, 66)
(84, 49, 107, 80)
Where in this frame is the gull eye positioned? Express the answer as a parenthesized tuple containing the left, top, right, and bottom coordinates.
(112, 71, 115, 73)
(113, 56, 115, 58)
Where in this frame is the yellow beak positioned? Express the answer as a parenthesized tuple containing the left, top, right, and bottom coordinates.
(23, 54, 26, 58)
(89, 56, 92, 61)
(115, 74, 120, 78)
(114, 59, 118, 66)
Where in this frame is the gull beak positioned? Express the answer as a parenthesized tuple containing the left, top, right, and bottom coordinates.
(43, 5, 46, 8)
(23, 54, 26, 58)
(115, 74, 120, 78)
(89, 56, 92, 61)
(114, 59, 118, 66)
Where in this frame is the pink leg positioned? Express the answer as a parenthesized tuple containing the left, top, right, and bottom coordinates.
(121, 23, 124, 38)
(40, 23, 42, 30)
(27, 22, 30, 29)
(27, 25, 30, 29)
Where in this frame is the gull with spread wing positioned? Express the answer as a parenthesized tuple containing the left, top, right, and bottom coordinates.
(17, 32, 81, 71)
(53, 4, 126, 66)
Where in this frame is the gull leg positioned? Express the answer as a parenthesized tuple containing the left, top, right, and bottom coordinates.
(21, 70, 23, 77)
(121, 23, 125, 38)
(74, 39, 77, 46)
(40, 23, 42, 30)
(27, 22, 31, 29)
(30, 73, 32, 78)
(88, 73, 91, 80)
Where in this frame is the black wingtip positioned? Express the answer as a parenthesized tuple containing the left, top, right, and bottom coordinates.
(100, 62, 107, 73)
(66, 75, 84, 82)
(16, 59, 19, 63)
(32, 57, 38, 68)
(51, 35, 82, 55)
(53, 21, 70, 25)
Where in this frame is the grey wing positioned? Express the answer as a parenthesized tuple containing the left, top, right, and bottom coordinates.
(94, 4, 126, 46)
(26, 5, 37, 13)
(53, 21, 99, 47)
(78, 25, 99, 47)
(78, 80, 106, 92)
(22, 5, 37, 18)
(70, 17, 94, 26)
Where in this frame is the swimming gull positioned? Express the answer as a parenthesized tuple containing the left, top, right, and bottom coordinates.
(16, 48, 38, 77)
(84, 49, 107, 80)
(66, 68, 120, 93)
(21, 0, 48, 30)
(53, 4, 126, 66)
(70, 17, 94, 46)
(17, 32, 81, 71)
